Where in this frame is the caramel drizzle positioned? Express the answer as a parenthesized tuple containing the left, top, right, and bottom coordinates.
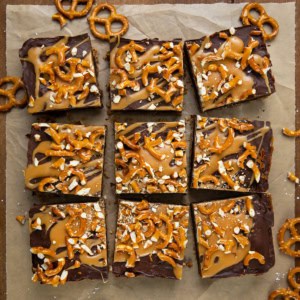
(21, 36, 100, 113)
(25, 123, 105, 196)
(110, 40, 184, 111)
(29, 203, 107, 286)
(114, 200, 189, 279)
(194, 196, 265, 278)
(193, 116, 271, 191)
(188, 33, 272, 111)
(115, 121, 187, 194)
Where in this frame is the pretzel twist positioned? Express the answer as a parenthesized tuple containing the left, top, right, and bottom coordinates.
(0, 76, 28, 112)
(288, 267, 300, 292)
(268, 288, 299, 300)
(88, 3, 129, 41)
(241, 2, 279, 41)
(54, 0, 94, 20)
(278, 218, 300, 257)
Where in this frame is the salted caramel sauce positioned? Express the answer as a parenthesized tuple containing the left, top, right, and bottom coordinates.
(115, 122, 187, 193)
(194, 197, 254, 278)
(189, 34, 271, 111)
(110, 41, 183, 110)
(194, 118, 270, 191)
(114, 200, 189, 279)
(30, 204, 107, 269)
(25, 124, 105, 196)
(21, 37, 99, 113)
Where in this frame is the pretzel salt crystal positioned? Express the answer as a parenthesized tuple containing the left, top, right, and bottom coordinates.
(88, 3, 129, 41)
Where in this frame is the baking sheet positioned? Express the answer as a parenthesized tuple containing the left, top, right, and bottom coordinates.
(5, 3, 295, 299)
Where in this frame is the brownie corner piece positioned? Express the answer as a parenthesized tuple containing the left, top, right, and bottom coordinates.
(25, 123, 106, 198)
(110, 38, 184, 111)
(114, 121, 187, 194)
(185, 25, 275, 111)
(192, 193, 274, 279)
(29, 201, 108, 286)
(19, 33, 102, 114)
(113, 199, 189, 279)
(191, 115, 273, 193)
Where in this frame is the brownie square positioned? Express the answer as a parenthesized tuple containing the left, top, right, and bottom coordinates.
(24, 123, 106, 198)
(29, 201, 108, 286)
(114, 121, 187, 194)
(185, 25, 275, 111)
(19, 33, 102, 114)
(192, 194, 275, 278)
(113, 200, 189, 279)
(110, 38, 184, 111)
(191, 115, 273, 192)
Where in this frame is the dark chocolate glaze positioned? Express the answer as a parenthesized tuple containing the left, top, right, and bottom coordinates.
(113, 254, 183, 279)
(184, 25, 276, 112)
(19, 33, 102, 113)
(192, 194, 275, 278)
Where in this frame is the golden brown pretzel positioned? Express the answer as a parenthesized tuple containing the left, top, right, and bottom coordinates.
(0, 76, 28, 112)
(240, 2, 279, 41)
(288, 267, 300, 291)
(268, 288, 299, 300)
(88, 3, 129, 41)
(52, 13, 67, 28)
(54, 0, 94, 20)
(278, 218, 300, 257)
(283, 128, 300, 137)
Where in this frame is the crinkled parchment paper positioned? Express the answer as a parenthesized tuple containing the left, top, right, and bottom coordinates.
(6, 3, 295, 300)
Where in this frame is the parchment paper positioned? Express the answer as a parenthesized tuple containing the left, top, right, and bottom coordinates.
(5, 3, 295, 300)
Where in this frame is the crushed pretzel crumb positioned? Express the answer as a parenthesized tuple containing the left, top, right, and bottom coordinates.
(16, 215, 26, 225)
(287, 172, 299, 184)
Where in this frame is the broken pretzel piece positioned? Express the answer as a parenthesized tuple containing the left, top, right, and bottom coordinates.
(283, 127, 300, 137)
(16, 215, 26, 225)
(52, 13, 67, 28)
